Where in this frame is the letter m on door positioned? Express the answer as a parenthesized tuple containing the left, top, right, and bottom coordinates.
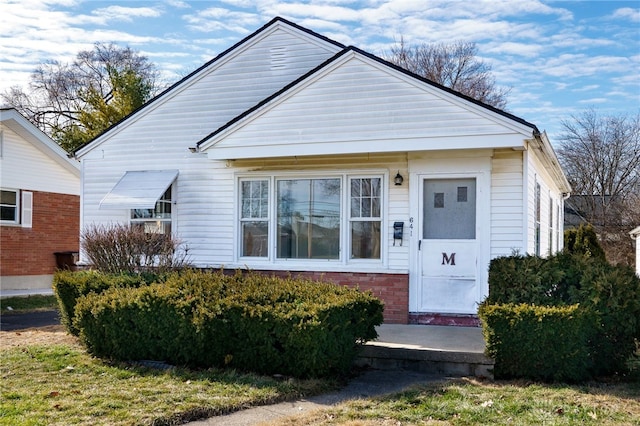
(441, 252, 456, 265)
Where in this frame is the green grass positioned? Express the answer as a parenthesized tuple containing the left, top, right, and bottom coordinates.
(0, 343, 334, 425)
(1, 295, 58, 313)
(281, 377, 640, 425)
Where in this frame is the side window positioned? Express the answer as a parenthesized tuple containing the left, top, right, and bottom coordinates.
(131, 187, 172, 234)
(534, 182, 541, 256)
(0, 189, 19, 224)
(350, 177, 381, 259)
(240, 179, 269, 257)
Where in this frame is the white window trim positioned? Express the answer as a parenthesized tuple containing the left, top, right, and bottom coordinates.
(235, 170, 388, 269)
(1, 188, 20, 225)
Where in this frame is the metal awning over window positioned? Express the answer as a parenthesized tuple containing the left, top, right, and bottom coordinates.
(99, 170, 178, 210)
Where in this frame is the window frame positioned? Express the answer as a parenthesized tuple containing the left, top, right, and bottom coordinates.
(0, 188, 19, 225)
(129, 185, 174, 235)
(236, 171, 387, 267)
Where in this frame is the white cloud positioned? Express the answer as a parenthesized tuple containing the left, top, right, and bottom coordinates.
(612, 7, 640, 23)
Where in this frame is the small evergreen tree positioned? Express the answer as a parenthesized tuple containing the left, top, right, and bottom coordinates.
(564, 223, 606, 261)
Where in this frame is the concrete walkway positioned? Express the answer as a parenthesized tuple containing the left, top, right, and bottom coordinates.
(0, 288, 54, 299)
(189, 324, 489, 426)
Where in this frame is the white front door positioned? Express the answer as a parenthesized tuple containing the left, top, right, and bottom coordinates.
(416, 177, 481, 314)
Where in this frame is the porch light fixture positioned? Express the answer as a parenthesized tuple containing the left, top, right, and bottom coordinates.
(394, 171, 404, 186)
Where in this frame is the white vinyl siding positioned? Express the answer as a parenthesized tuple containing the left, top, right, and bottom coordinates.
(77, 25, 340, 264)
(490, 150, 524, 257)
(0, 124, 79, 195)
(204, 53, 531, 159)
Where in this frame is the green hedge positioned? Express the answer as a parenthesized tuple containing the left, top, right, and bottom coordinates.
(478, 303, 594, 382)
(52, 270, 162, 335)
(484, 252, 640, 378)
(73, 270, 384, 378)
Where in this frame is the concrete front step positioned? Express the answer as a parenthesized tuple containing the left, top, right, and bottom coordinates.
(355, 344, 494, 379)
(355, 324, 494, 379)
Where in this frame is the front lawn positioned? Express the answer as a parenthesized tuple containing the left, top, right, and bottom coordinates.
(0, 341, 334, 425)
(273, 377, 640, 425)
(1, 295, 58, 313)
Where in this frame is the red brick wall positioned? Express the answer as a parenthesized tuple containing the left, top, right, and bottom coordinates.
(252, 270, 409, 324)
(1, 191, 79, 276)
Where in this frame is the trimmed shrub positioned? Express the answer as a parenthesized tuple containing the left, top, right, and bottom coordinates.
(73, 270, 384, 378)
(478, 303, 594, 382)
(53, 269, 161, 335)
(484, 252, 640, 378)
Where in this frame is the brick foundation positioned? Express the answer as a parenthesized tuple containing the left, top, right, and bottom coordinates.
(242, 270, 410, 324)
(409, 312, 481, 327)
(1, 191, 79, 279)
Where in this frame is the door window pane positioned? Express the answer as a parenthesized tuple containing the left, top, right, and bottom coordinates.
(423, 178, 476, 239)
(277, 178, 340, 259)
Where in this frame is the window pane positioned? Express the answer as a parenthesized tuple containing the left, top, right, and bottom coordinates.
(241, 180, 268, 219)
(1, 190, 17, 204)
(350, 178, 381, 219)
(351, 221, 381, 259)
(1, 206, 16, 221)
(242, 221, 268, 257)
(130, 186, 172, 233)
(423, 178, 476, 239)
(277, 178, 340, 259)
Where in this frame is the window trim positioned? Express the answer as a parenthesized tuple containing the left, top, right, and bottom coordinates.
(236, 171, 388, 267)
(0, 188, 20, 225)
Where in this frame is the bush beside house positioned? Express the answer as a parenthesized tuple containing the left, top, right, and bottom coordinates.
(479, 248, 640, 381)
(54, 269, 384, 378)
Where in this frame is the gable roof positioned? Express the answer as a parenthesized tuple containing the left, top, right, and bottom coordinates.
(196, 45, 539, 152)
(0, 108, 80, 177)
(194, 46, 541, 161)
(73, 17, 344, 158)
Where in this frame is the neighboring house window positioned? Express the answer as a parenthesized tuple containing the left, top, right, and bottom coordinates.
(0, 189, 32, 227)
(241, 179, 269, 257)
(1, 189, 18, 223)
(239, 174, 383, 263)
(534, 182, 541, 256)
(130, 187, 172, 234)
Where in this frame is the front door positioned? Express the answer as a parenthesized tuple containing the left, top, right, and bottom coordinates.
(417, 177, 480, 314)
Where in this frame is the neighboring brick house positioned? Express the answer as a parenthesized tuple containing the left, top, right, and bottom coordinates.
(74, 18, 570, 324)
(1, 108, 80, 291)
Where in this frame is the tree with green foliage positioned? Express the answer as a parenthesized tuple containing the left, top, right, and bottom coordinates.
(564, 223, 606, 261)
(1, 43, 158, 152)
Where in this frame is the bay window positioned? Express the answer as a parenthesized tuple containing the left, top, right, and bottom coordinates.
(239, 173, 384, 264)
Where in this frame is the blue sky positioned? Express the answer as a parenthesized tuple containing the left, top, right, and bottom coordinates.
(1, 0, 638, 141)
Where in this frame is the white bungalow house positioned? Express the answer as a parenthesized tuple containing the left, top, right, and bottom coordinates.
(74, 18, 570, 324)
